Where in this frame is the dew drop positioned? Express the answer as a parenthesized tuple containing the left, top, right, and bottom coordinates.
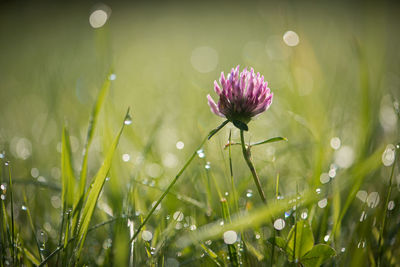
(246, 189, 253, 198)
(328, 168, 336, 178)
(196, 148, 205, 158)
(356, 190, 368, 202)
(176, 141, 184, 150)
(224, 192, 229, 196)
(320, 173, 330, 184)
(142, 230, 153, 241)
(366, 192, 380, 208)
(382, 144, 396, 166)
(205, 162, 211, 169)
(205, 240, 212, 245)
(388, 200, 395, 211)
(21, 205, 27, 211)
(109, 73, 117, 81)
(1, 195, 5, 201)
(173, 211, 184, 222)
(330, 137, 341, 150)
(273, 218, 285, 230)
(318, 198, 328, 208)
(316, 188, 321, 194)
(124, 115, 133, 125)
(122, 153, 130, 162)
(341, 247, 346, 253)
(223, 230, 238, 244)
(284, 211, 290, 218)
(323, 235, 330, 242)
(190, 225, 197, 231)
(301, 211, 308, 219)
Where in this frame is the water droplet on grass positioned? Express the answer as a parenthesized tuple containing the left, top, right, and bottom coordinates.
(330, 137, 341, 150)
(196, 148, 205, 158)
(388, 201, 395, 210)
(382, 144, 396, 166)
(31, 168, 39, 178)
(21, 205, 27, 211)
(320, 173, 330, 184)
(142, 230, 153, 241)
(173, 211, 184, 222)
(301, 211, 308, 219)
(223, 230, 238, 244)
(324, 235, 330, 242)
(316, 188, 321, 194)
(122, 153, 130, 162)
(124, 115, 133, 125)
(318, 198, 328, 208)
(341, 247, 346, 252)
(205, 162, 211, 169)
(109, 73, 116, 81)
(367, 192, 380, 208)
(246, 189, 253, 198)
(273, 218, 285, 230)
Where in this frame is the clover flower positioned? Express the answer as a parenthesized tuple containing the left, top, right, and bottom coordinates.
(207, 66, 273, 127)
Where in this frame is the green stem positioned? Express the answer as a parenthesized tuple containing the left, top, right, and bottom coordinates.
(377, 147, 397, 266)
(239, 130, 267, 204)
(7, 164, 15, 265)
(129, 120, 229, 243)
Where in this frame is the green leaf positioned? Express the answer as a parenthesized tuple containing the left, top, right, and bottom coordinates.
(250, 137, 288, 147)
(287, 221, 314, 261)
(269, 236, 290, 254)
(61, 126, 76, 209)
(75, 109, 128, 260)
(232, 120, 248, 131)
(301, 244, 336, 267)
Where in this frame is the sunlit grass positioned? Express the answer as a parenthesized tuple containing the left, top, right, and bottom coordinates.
(0, 1, 400, 266)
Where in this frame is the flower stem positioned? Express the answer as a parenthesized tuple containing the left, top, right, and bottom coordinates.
(240, 129, 267, 204)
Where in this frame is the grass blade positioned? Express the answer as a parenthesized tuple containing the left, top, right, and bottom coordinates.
(74, 109, 129, 261)
(76, 73, 113, 207)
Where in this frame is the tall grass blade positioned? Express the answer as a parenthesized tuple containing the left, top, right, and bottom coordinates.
(76, 73, 113, 207)
(75, 109, 129, 260)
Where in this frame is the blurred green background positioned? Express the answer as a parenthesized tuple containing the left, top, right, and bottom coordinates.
(0, 0, 399, 265)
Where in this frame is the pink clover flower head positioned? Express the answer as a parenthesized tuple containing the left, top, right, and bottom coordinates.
(207, 65, 273, 126)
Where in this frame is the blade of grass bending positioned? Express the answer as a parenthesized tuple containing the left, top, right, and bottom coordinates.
(75, 109, 129, 260)
(74, 73, 113, 229)
(224, 136, 287, 149)
(130, 120, 229, 243)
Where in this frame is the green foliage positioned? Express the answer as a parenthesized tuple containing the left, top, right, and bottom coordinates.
(271, 221, 336, 266)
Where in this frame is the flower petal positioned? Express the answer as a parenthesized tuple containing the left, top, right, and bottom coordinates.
(207, 94, 225, 117)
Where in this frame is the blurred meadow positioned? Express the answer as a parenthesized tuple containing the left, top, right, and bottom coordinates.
(1, 0, 400, 266)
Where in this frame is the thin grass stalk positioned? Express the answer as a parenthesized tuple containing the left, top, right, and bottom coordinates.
(377, 147, 398, 266)
(7, 164, 15, 265)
